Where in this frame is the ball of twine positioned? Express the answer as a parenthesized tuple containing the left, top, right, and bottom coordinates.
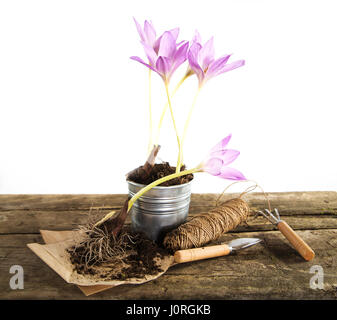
(163, 198, 250, 251)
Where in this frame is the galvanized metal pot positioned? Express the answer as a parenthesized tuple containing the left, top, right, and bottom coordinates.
(127, 179, 193, 242)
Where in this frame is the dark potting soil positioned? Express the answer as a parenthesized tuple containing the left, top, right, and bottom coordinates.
(68, 228, 169, 281)
(127, 162, 193, 186)
(120, 233, 168, 280)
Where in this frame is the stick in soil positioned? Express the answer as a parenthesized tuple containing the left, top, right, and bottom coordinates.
(126, 144, 161, 181)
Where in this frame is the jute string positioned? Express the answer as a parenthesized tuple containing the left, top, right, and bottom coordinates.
(163, 180, 271, 251)
(163, 198, 250, 251)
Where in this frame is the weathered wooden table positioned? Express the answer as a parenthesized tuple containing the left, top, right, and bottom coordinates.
(0, 192, 336, 299)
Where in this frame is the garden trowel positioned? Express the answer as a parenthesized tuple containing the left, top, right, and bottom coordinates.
(174, 238, 262, 264)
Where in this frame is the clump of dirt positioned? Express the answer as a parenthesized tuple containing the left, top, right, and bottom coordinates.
(128, 162, 193, 186)
(67, 226, 169, 281)
(120, 232, 168, 279)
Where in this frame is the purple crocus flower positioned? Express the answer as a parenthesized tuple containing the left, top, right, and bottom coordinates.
(188, 31, 245, 87)
(200, 134, 246, 180)
(133, 18, 157, 50)
(131, 18, 189, 83)
(133, 18, 180, 61)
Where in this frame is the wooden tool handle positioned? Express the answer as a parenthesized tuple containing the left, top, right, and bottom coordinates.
(174, 244, 231, 264)
(277, 220, 315, 261)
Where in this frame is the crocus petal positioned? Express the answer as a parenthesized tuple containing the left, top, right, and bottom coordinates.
(209, 149, 240, 166)
(169, 28, 179, 41)
(156, 56, 171, 80)
(188, 42, 204, 84)
(199, 37, 215, 70)
(169, 41, 189, 77)
(202, 134, 245, 181)
(153, 36, 162, 53)
(206, 55, 232, 79)
(203, 158, 223, 176)
(188, 42, 202, 66)
(158, 31, 176, 58)
(154, 28, 180, 53)
(209, 134, 232, 154)
(215, 59, 245, 76)
(219, 167, 246, 180)
(130, 56, 157, 73)
(192, 30, 202, 45)
(140, 41, 157, 66)
(133, 17, 145, 42)
(144, 20, 156, 46)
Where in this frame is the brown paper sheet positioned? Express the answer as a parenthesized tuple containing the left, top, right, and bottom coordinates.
(27, 230, 174, 296)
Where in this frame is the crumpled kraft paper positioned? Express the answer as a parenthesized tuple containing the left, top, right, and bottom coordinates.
(27, 230, 174, 296)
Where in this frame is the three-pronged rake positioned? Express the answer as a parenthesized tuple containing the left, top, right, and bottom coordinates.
(258, 208, 315, 261)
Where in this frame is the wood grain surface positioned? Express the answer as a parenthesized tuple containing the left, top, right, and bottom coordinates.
(0, 192, 336, 299)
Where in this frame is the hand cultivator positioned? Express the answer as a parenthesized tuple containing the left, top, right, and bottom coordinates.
(258, 208, 315, 261)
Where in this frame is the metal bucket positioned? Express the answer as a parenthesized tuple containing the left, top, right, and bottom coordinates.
(127, 179, 193, 242)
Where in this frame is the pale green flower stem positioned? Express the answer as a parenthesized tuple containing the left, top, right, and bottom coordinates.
(176, 87, 202, 170)
(147, 69, 153, 155)
(154, 74, 189, 146)
(164, 81, 183, 174)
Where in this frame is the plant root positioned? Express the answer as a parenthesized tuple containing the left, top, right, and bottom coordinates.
(67, 211, 168, 280)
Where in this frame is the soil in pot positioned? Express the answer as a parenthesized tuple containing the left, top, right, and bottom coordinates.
(127, 162, 194, 186)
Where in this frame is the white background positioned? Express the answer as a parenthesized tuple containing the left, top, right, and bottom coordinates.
(0, 0, 336, 194)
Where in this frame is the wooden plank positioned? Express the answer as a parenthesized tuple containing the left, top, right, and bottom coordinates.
(0, 194, 127, 211)
(1, 230, 336, 299)
(0, 210, 336, 234)
(0, 192, 336, 214)
(0, 192, 336, 234)
(1, 192, 336, 299)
